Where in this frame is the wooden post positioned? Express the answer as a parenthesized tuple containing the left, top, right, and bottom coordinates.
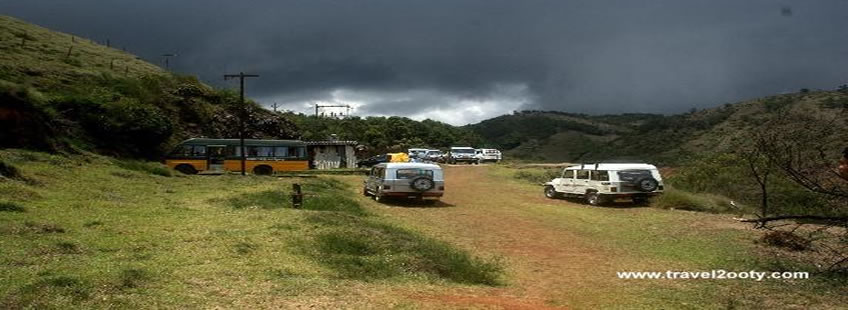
(292, 183, 303, 208)
(66, 46, 73, 58)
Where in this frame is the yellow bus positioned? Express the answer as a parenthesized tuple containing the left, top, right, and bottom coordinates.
(165, 138, 309, 175)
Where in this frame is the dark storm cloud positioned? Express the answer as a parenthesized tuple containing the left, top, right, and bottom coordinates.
(2, 0, 847, 124)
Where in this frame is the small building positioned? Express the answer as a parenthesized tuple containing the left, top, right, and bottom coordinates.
(306, 140, 359, 169)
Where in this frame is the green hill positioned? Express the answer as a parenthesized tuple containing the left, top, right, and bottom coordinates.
(467, 90, 848, 164)
(0, 15, 297, 158)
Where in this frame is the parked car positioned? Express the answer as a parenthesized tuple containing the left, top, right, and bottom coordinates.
(363, 162, 444, 204)
(356, 154, 388, 168)
(408, 148, 429, 159)
(425, 149, 444, 162)
(448, 147, 477, 164)
(543, 163, 664, 205)
(474, 148, 502, 163)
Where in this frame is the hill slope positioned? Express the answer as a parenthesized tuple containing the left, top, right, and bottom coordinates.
(0, 15, 297, 158)
(467, 90, 848, 164)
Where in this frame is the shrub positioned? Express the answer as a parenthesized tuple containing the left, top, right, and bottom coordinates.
(761, 231, 810, 251)
(652, 188, 735, 213)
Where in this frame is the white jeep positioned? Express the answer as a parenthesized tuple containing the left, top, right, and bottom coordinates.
(448, 147, 477, 164)
(475, 148, 502, 163)
(543, 163, 664, 205)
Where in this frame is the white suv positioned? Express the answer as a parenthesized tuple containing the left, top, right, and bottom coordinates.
(448, 147, 477, 164)
(543, 163, 664, 205)
(475, 149, 502, 163)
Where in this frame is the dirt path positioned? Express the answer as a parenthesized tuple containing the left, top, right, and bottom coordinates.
(350, 166, 658, 309)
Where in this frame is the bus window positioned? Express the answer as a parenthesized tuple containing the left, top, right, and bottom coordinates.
(171, 145, 190, 156)
(192, 145, 206, 157)
(229, 146, 241, 157)
(274, 146, 288, 158)
(256, 146, 273, 157)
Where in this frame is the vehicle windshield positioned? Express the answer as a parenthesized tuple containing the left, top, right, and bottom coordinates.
(452, 149, 475, 154)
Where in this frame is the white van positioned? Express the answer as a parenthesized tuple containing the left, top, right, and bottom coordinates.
(363, 162, 445, 204)
(543, 163, 664, 205)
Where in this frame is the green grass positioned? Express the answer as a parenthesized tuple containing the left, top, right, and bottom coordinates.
(112, 159, 172, 177)
(488, 165, 846, 308)
(0, 201, 26, 212)
(0, 150, 502, 308)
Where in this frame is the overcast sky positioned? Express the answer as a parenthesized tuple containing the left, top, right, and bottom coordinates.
(3, 1, 847, 125)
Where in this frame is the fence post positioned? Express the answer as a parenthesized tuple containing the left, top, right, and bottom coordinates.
(292, 183, 303, 208)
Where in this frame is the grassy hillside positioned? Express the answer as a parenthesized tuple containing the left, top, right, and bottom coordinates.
(467, 90, 848, 164)
(0, 15, 297, 158)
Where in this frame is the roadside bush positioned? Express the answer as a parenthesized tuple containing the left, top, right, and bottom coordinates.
(0, 81, 60, 151)
(652, 188, 735, 213)
(668, 153, 833, 217)
(761, 231, 810, 251)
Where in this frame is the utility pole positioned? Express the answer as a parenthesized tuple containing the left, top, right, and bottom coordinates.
(162, 53, 177, 70)
(224, 72, 260, 175)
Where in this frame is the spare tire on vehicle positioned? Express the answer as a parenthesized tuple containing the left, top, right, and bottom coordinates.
(635, 177, 659, 192)
(410, 176, 435, 192)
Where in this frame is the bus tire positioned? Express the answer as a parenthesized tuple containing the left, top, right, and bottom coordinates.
(253, 165, 273, 176)
(175, 164, 197, 175)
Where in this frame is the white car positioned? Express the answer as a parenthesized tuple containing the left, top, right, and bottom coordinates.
(363, 162, 445, 204)
(475, 148, 502, 163)
(543, 163, 664, 205)
(448, 147, 477, 164)
(408, 148, 429, 159)
(425, 149, 444, 162)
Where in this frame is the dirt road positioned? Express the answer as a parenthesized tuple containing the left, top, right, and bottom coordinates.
(349, 165, 681, 308)
(342, 165, 840, 309)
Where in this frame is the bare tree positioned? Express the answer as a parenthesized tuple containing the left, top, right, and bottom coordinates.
(739, 101, 848, 272)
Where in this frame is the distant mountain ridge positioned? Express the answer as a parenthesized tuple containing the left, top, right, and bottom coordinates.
(466, 90, 848, 164)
